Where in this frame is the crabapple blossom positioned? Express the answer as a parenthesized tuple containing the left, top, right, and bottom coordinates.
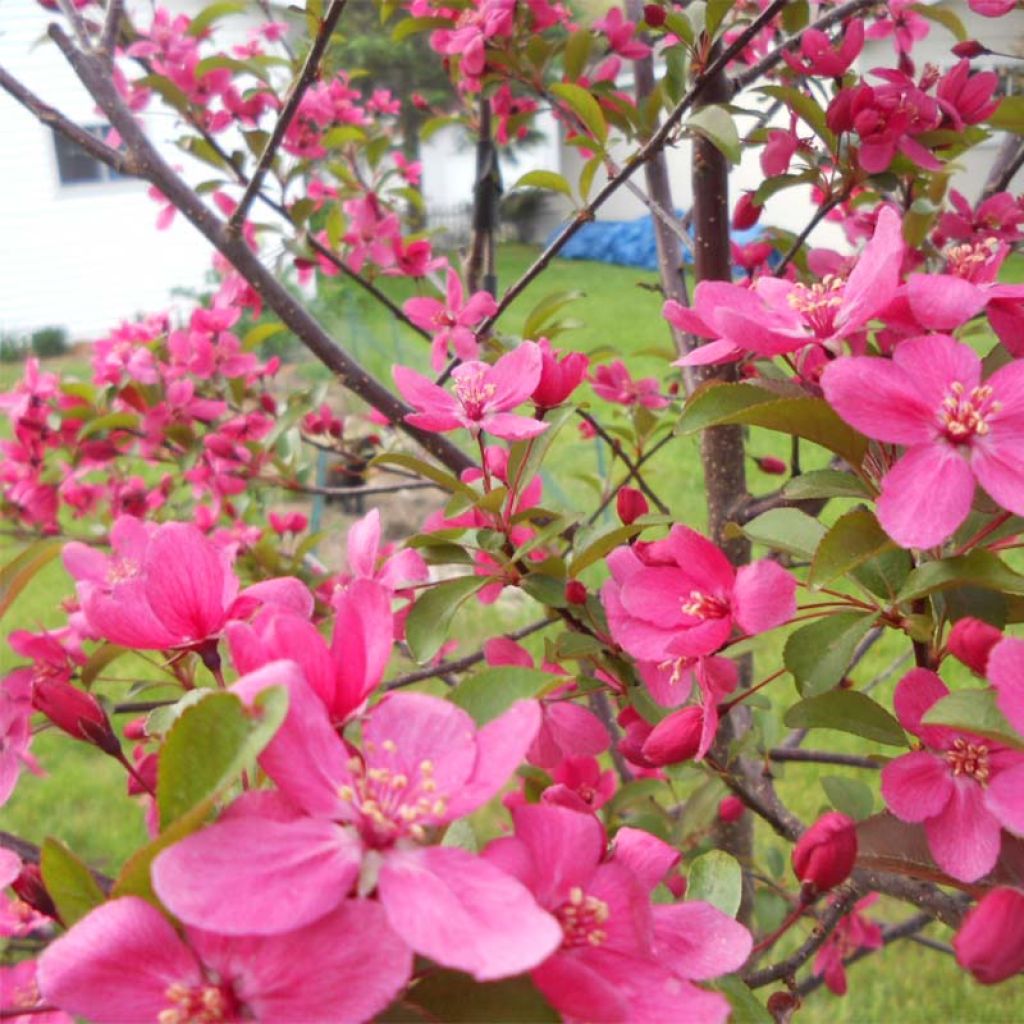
(792, 813, 858, 893)
(953, 887, 1024, 983)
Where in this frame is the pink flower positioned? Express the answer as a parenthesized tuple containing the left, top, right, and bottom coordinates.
(484, 804, 752, 1023)
(782, 19, 864, 76)
(2, 960, 70, 1024)
(591, 360, 669, 408)
(602, 527, 796, 663)
(669, 207, 904, 366)
(866, 0, 930, 53)
(954, 887, 1024, 984)
(63, 516, 311, 653)
(344, 507, 428, 592)
(403, 269, 499, 371)
(948, 617, 1003, 676)
(0, 673, 43, 807)
(37, 896, 410, 1023)
(532, 338, 589, 410)
(761, 129, 798, 176)
(822, 334, 1024, 548)
(542, 755, 617, 813)
(152, 664, 561, 981)
(813, 894, 883, 995)
(792, 812, 858, 892)
(984, 636, 1024, 738)
(968, 0, 1017, 16)
(881, 668, 1024, 882)
(394, 343, 549, 440)
(593, 6, 651, 59)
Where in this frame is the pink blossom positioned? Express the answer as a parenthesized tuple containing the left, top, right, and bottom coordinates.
(813, 894, 883, 995)
(532, 338, 589, 410)
(593, 6, 652, 59)
(591, 360, 669, 408)
(984, 636, 1024, 739)
(761, 128, 798, 176)
(344, 507, 428, 593)
(542, 755, 617, 813)
(394, 342, 549, 440)
(1, 672, 44, 807)
(37, 896, 410, 1023)
(602, 526, 796, 663)
(669, 207, 904, 366)
(936, 60, 1000, 130)
(484, 804, 752, 1023)
(968, 0, 1017, 16)
(2, 960, 70, 1024)
(782, 19, 864, 76)
(954, 887, 1024, 984)
(937, 190, 1024, 245)
(152, 664, 561, 980)
(881, 668, 1024, 882)
(403, 270, 499, 371)
(866, 0, 930, 53)
(822, 334, 1024, 548)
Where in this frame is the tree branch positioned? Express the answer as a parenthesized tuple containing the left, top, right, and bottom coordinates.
(41, 25, 475, 478)
(229, 0, 349, 232)
(768, 748, 882, 770)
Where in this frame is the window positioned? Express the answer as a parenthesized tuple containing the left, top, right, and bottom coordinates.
(53, 125, 122, 185)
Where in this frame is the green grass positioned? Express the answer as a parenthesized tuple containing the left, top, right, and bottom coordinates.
(5, 246, 1024, 1017)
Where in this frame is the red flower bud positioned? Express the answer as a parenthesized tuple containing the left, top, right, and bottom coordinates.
(755, 456, 788, 475)
(732, 192, 762, 230)
(532, 342, 589, 411)
(948, 617, 1003, 676)
(11, 863, 58, 921)
(642, 706, 704, 766)
(718, 795, 745, 823)
(32, 679, 120, 756)
(644, 3, 667, 26)
(565, 580, 588, 605)
(616, 486, 649, 525)
(792, 812, 858, 892)
(123, 717, 148, 741)
(954, 887, 1024, 984)
(952, 39, 989, 58)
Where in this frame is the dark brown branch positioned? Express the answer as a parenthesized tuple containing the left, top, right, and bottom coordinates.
(385, 617, 553, 689)
(473, 0, 789, 339)
(229, 0, 349, 232)
(43, 24, 475, 478)
(719, 756, 805, 842)
(0, 65, 136, 175)
(774, 190, 849, 276)
(853, 869, 969, 929)
(731, 0, 878, 93)
(768, 748, 881, 770)
(983, 135, 1024, 199)
(98, 0, 124, 63)
(745, 885, 862, 987)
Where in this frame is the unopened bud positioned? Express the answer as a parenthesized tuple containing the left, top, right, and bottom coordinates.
(732, 191, 762, 230)
(952, 39, 989, 58)
(756, 456, 788, 475)
(767, 991, 800, 1024)
(954, 887, 1024, 984)
(948, 617, 1002, 676)
(123, 717, 148, 741)
(641, 706, 704, 766)
(644, 3, 667, 26)
(32, 679, 120, 756)
(792, 812, 858, 893)
(616, 486, 649, 525)
(718, 795, 745, 823)
(565, 580, 588, 605)
(11, 864, 58, 921)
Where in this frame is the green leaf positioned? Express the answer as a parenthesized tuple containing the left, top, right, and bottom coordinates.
(0, 539, 64, 621)
(706, 0, 736, 36)
(506, 404, 576, 503)
(405, 576, 488, 664)
(821, 776, 875, 821)
(922, 689, 1024, 750)
(563, 25, 592, 80)
(578, 154, 602, 204)
(187, 0, 246, 36)
(514, 170, 574, 201)
(782, 470, 869, 500)
(372, 453, 479, 501)
(550, 82, 608, 145)
(157, 687, 288, 829)
(40, 838, 106, 926)
(243, 321, 286, 351)
(759, 85, 834, 146)
(740, 507, 826, 559)
(569, 524, 641, 577)
(80, 643, 127, 689)
(521, 291, 584, 340)
(809, 507, 895, 587)
(519, 573, 568, 608)
(784, 613, 878, 697)
(897, 549, 1024, 603)
(677, 382, 869, 467)
(784, 690, 907, 747)
(77, 411, 140, 441)
(712, 977, 773, 1024)
(912, 3, 967, 40)
(405, 971, 559, 1023)
(322, 124, 367, 148)
(989, 96, 1024, 135)
(449, 667, 555, 725)
(687, 850, 742, 917)
(781, 0, 810, 31)
(687, 104, 741, 163)
(391, 15, 450, 41)
(752, 170, 817, 206)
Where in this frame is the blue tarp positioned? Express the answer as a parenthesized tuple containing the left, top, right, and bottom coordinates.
(550, 211, 767, 271)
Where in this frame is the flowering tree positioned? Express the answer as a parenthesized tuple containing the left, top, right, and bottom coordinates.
(2, 0, 1024, 1019)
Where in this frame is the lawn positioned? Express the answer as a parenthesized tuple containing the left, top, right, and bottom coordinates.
(3, 244, 1024, 1019)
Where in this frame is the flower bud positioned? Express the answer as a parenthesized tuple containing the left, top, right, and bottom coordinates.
(719, 795, 745, 823)
(952, 39, 989, 58)
(532, 341, 589, 411)
(948, 617, 1002, 676)
(641, 706, 704, 766)
(755, 456, 787, 475)
(11, 863, 58, 921)
(732, 192, 762, 230)
(32, 679, 121, 756)
(644, 3, 667, 26)
(792, 812, 858, 892)
(123, 717, 148, 741)
(954, 887, 1024, 984)
(564, 580, 588, 606)
(616, 486, 649, 526)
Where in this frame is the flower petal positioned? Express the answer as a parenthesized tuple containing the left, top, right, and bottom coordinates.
(988, 636, 1024, 736)
(651, 901, 753, 980)
(925, 776, 1001, 882)
(881, 751, 953, 822)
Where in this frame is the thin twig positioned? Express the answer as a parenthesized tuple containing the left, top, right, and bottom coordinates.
(768, 748, 882, 770)
(774, 190, 849, 276)
(385, 617, 553, 689)
(98, 0, 124, 63)
(229, 0, 349, 232)
(281, 479, 440, 497)
(583, 430, 675, 529)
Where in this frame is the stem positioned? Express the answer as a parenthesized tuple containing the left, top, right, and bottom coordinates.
(953, 509, 1013, 556)
(768, 748, 882, 770)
